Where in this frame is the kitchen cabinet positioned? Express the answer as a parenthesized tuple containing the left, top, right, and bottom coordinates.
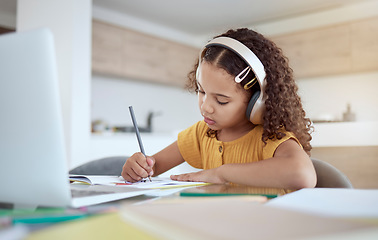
(271, 16, 378, 78)
(92, 16, 378, 83)
(92, 20, 199, 87)
(310, 121, 378, 189)
(312, 145, 378, 189)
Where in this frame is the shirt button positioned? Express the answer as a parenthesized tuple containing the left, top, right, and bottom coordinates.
(219, 146, 223, 153)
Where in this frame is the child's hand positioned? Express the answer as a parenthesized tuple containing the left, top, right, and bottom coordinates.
(170, 168, 225, 184)
(121, 152, 155, 182)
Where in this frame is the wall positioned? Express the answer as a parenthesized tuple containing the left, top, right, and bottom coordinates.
(297, 72, 378, 122)
(91, 75, 201, 133)
(17, 0, 92, 168)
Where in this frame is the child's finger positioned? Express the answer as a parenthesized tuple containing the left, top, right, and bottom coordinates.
(135, 155, 149, 168)
(135, 153, 154, 174)
(146, 156, 155, 167)
(121, 166, 141, 182)
(132, 162, 149, 178)
(128, 166, 144, 181)
(146, 157, 155, 176)
(122, 153, 146, 180)
(122, 173, 138, 183)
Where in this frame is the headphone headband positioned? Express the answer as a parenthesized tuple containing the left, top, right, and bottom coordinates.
(201, 37, 266, 89)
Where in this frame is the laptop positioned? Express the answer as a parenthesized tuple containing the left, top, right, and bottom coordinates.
(0, 28, 153, 208)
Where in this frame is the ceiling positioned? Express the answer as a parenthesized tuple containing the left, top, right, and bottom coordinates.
(1, 0, 375, 43)
(92, 0, 372, 37)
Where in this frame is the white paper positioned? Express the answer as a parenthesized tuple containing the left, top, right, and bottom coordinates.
(266, 188, 378, 218)
(69, 175, 207, 189)
(121, 177, 207, 189)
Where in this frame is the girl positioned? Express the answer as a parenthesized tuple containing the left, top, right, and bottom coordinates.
(121, 28, 317, 190)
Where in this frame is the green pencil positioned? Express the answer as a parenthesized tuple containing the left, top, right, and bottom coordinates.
(180, 192, 278, 199)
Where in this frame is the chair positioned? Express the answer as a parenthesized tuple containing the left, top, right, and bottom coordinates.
(311, 158, 353, 188)
(69, 156, 127, 176)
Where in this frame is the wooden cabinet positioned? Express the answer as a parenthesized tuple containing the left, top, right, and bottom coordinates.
(350, 17, 378, 72)
(92, 16, 378, 83)
(312, 146, 378, 189)
(271, 17, 378, 78)
(92, 20, 199, 87)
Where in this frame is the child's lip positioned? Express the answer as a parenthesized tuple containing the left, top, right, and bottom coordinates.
(204, 117, 215, 125)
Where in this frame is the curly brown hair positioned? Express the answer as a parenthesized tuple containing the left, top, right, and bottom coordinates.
(186, 28, 313, 155)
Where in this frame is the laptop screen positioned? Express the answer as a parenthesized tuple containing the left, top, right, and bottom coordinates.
(0, 29, 72, 208)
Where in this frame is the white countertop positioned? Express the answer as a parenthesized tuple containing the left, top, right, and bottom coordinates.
(90, 132, 177, 160)
(89, 121, 378, 161)
(311, 121, 378, 147)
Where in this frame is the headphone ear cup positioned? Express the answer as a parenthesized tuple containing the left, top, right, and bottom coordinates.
(196, 65, 200, 80)
(246, 91, 260, 121)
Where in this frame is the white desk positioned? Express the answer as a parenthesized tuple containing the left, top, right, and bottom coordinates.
(9, 187, 378, 240)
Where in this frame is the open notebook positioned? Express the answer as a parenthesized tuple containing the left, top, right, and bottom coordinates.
(0, 29, 154, 208)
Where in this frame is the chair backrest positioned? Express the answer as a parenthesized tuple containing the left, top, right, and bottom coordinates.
(311, 158, 353, 188)
(69, 156, 127, 176)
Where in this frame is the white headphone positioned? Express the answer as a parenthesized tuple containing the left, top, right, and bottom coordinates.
(196, 37, 267, 125)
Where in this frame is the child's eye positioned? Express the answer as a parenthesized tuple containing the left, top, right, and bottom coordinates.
(217, 100, 228, 105)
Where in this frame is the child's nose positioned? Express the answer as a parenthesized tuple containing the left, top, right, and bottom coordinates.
(200, 96, 214, 114)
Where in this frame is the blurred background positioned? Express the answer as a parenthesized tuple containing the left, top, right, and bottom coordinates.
(0, 0, 377, 187)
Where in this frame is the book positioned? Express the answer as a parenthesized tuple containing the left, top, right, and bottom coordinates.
(69, 175, 208, 189)
(69, 175, 122, 185)
(26, 212, 159, 240)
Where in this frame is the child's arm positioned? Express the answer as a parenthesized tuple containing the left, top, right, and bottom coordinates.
(171, 139, 317, 190)
(121, 141, 184, 182)
(152, 141, 185, 176)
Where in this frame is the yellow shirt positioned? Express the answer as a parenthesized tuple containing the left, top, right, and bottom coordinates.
(177, 121, 301, 170)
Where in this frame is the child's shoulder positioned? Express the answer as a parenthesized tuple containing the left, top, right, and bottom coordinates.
(196, 120, 207, 129)
(179, 121, 208, 138)
(195, 120, 209, 135)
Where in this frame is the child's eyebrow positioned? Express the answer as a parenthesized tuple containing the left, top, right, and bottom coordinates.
(197, 82, 231, 98)
(215, 93, 231, 98)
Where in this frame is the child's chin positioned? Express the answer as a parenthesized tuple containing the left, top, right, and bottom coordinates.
(206, 124, 220, 131)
